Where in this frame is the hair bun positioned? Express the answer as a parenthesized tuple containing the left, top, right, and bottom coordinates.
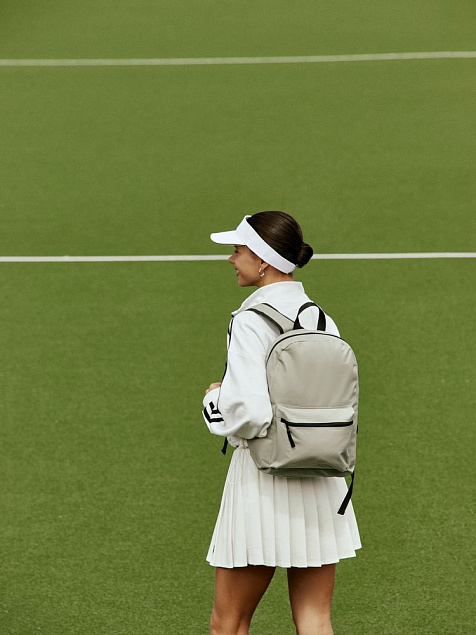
(295, 242, 313, 268)
(246, 211, 313, 271)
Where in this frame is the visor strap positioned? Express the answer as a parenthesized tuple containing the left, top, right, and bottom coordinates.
(237, 216, 296, 274)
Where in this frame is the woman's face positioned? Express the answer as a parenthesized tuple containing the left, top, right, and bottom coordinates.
(228, 245, 263, 287)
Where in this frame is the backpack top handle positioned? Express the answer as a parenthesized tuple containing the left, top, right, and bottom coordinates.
(293, 302, 327, 331)
(247, 302, 327, 333)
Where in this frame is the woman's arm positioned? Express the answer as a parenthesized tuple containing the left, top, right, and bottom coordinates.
(203, 312, 273, 439)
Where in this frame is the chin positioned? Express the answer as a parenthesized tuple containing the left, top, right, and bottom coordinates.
(238, 279, 256, 288)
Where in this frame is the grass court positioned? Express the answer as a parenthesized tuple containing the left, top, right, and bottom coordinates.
(0, 2, 475, 633)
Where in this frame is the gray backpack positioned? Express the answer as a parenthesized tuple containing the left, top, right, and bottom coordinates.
(246, 302, 358, 515)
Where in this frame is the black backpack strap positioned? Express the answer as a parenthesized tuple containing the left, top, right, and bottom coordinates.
(294, 302, 327, 331)
(337, 472, 355, 515)
(247, 303, 294, 334)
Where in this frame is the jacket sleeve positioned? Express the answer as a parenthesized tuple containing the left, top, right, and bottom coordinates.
(202, 312, 273, 439)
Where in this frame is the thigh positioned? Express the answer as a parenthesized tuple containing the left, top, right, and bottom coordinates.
(213, 565, 276, 622)
(287, 565, 336, 632)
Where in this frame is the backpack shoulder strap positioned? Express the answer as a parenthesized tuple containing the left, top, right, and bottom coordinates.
(246, 303, 294, 334)
(294, 301, 327, 331)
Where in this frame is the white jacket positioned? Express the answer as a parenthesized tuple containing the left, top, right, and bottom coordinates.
(202, 281, 340, 446)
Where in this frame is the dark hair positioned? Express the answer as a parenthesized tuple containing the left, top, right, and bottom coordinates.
(246, 211, 313, 268)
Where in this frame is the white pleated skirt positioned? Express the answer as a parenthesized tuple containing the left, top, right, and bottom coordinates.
(207, 444, 362, 569)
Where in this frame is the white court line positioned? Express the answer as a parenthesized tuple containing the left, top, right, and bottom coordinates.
(0, 52, 475, 67)
(0, 253, 474, 263)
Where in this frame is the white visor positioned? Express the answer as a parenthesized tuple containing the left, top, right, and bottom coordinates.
(210, 215, 296, 274)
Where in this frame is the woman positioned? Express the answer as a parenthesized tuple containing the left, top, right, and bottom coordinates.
(203, 211, 361, 635)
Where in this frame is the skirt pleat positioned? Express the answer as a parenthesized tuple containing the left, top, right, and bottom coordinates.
(207, 447, 362, 569)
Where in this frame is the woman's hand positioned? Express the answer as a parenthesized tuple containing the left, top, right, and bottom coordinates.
(205, 382, 221, 395)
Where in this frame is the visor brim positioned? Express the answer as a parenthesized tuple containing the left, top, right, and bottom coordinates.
(210, 230, 244, 245)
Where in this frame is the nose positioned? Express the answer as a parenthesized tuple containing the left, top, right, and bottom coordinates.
(228, 254, 235, 264)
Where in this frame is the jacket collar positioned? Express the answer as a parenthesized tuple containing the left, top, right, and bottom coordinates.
(231, 281, 306, 316)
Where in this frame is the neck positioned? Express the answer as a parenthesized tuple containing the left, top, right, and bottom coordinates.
(257, 272, 294, 287)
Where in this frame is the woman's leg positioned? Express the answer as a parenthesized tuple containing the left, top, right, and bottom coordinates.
(210, 565, 276, 635)
(287, 564, 336, 635)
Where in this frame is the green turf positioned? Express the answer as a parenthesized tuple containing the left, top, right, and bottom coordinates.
(1, 2, 475, 633)
(0, 60, 474, 255)
(1, 1, 475, 59)
(1, 260, 474, 633)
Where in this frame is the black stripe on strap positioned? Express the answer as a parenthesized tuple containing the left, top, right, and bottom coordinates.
(247, 307, 284, 334)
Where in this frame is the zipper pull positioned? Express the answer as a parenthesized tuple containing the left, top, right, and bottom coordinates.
(284, 421, 296, 448)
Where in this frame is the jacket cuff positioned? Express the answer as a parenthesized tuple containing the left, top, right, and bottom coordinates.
(203, 386, 220, 409)
(202, 387, 224, 431)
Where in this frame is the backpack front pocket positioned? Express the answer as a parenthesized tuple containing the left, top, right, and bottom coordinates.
(275, 405, 356, 473)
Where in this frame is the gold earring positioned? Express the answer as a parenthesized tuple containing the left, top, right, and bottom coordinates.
(258, 268, 265, 277)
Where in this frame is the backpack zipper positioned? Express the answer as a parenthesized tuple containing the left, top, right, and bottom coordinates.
(281, 418, 354, 448)
(283, 421, 296, 447)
